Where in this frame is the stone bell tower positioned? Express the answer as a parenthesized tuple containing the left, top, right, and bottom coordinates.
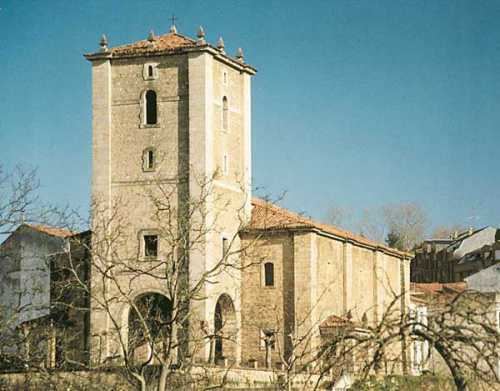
(85, 24, 256, 364)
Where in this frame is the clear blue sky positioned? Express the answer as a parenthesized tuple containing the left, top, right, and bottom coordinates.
(1, 0, 499, 233)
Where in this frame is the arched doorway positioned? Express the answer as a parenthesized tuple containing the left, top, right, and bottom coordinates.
(214, 294, 237, 364)
(128, 292, 172, 364)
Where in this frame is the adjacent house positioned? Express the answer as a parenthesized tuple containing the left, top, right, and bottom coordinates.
(411, 227, 500, 283)
(0, 225, 90, 369)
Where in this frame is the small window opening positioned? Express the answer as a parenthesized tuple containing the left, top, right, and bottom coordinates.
(148, 65, 154, 78)
(222, 96, 228, 130)
(143, 148, 156, 171)
(264, 262, 274, 287)
(147, 149, 154, 170)
(222, 237, 229, 258)
(144, 235, 158, 257)
(223, 71, 228, 85)
(145, 90, 157, 125)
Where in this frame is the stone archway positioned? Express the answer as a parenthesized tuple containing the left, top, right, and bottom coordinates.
(128, 292, 172, 364)
(214, 294, 237, 364)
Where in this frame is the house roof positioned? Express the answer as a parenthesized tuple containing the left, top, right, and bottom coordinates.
(248, 198, 410, 258)
(0, 224, 74, 248)
(24, 224, 73, 238)
(465, 263, 500, 293)
(319, 314, 354, 329)
(451, 227, 499, 260)
(411, 282, 467, 296)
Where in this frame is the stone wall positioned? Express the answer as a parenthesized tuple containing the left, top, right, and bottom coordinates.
(240, 229, 409, 370)
(89, 46, 253, 365)
(240, 232, 292, 367)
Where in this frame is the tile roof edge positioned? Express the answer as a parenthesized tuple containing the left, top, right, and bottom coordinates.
(84, 34, 257, 74)
(24, 224, 74, 238)
(250, 197, 411, 258)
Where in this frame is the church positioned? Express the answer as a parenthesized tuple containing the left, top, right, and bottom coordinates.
(0, 23, 411, 373)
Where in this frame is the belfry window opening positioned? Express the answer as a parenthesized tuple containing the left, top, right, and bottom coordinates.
(222, 96, 228, 130)
(147, 149, 154, 170)
(145, 90, 157, 125)
(142, 148, 156, 171)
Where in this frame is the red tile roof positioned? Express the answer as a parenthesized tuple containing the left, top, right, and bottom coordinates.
(411, 282, 467, 295)
(319, 314, 354, 329)
(248, 198, 410, 258)
(109, 32, 197, 56)
(85, 30, 257, 74)
(26, 224, 73, 238)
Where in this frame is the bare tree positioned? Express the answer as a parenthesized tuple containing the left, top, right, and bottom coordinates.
(54, 174, 268, 391)
(0, 165, 100, 389)
(326, 205, 353, 230)
(313, 289, 500, 391)
(382, 203, 427, 251)
(358, 207, 387, 243)
(355, 203, 427, 251)
(0, 165, 39, 235)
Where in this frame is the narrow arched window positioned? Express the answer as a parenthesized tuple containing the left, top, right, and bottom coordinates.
(148, 149, 155, 170)
(222, 96, 228, 130)
(264, 262, 274, 287)
(148, 65, 154, 78)
(143, 147, 156, 171)
(145, 90, 157, 125)
(147, 149, 154, 169)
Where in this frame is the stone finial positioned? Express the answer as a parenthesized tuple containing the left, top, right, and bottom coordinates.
(99, 34, 108, 52)
(217, 36, 225, 52)
(197, 25, 205, 38)
(147, 30, 156, 42)
(236, 47, 244, 62)
(196, 25, 206, 45)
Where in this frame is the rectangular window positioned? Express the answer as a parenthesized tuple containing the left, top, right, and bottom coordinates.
(144, 235, 158, 257)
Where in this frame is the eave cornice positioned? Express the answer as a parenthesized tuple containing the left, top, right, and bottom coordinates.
(84, 44, 257, 75)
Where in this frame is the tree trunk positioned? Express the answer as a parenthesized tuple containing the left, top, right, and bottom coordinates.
(158, 363, 168, 391)
(265, 343, 272, 369)
(131, 374, 147, 391)
(209, 336, 215, 364)
(432, 340, 469, 391)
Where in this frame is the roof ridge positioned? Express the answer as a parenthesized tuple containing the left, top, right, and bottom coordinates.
(110, 31, 196, 50)
(24, 223, 74, 238)
(250, 198, 411, 257)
